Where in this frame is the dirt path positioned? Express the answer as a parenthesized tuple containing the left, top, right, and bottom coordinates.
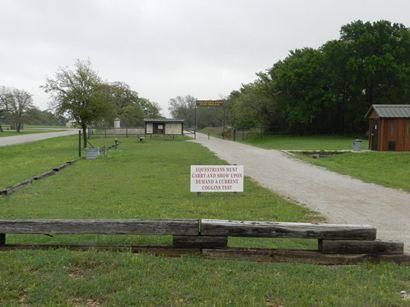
(0, 130, 77, 147)
(190, 133, 410, 252)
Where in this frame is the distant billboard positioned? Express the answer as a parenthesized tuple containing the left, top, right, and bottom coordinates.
(196, 100, 225, 107)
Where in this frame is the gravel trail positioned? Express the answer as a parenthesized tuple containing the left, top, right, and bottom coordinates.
(191, 133, 410, 252)
(0, 130, 77, 147)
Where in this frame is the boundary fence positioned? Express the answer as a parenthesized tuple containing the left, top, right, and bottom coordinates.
(88, 128, 145, 138)
(201, 126, 265, 141)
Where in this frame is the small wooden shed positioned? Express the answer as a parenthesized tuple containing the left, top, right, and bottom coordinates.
(365, 104, 410, 151)
(144, 119, 184, 136)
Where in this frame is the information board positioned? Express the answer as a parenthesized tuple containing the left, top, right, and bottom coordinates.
(196, 100, 225, 107)
(190, 165, 244, 192)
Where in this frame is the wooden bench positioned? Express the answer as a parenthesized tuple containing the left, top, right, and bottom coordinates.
(0, 219, 405, 262)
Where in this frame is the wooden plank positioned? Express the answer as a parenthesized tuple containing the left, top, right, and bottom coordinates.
(8, 179, 32, 192)
(0, 189, 9, 196)
(0, 244, 201, 257)
(0, 244, 409, 265)
(202, 248, 410, 265)
(173, 236, 227, 248)
(53, 163, 68, 172)
(0, 234, 5, 246)
(201, 219, 376, 240)
(0, 219, 199, 236)
(319, 240, 404, 255)
(33, 170, 56, 180)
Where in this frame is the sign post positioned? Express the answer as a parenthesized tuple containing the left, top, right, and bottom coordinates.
(195, 100, 226, 138)
(190, 165, 244, 193)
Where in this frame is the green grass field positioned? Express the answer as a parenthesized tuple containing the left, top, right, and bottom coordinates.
(298, 151, 410, 192)
(0, 136, 78, 188)
(0, 129, 64, 137)
(243, 134, 410, 192)
(243, 135, 368, 150)
(1, 136, 409, 305)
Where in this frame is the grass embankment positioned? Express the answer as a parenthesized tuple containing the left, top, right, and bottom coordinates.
(243, 134, 410, 192)
(0, 136, 78, 188)
(243, 135, 368, 150)
(0, 129, 64, 137)
(298, 151, 410, 192)
(0, 137, 409, 305)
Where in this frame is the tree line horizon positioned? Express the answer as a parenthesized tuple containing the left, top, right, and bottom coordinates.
(2, 19, 410, 138)
(170, 20, 410, 135)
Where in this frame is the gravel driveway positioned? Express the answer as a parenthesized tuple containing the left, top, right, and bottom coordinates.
(0, 130, 77, 147)
(191, 133, 410, 252)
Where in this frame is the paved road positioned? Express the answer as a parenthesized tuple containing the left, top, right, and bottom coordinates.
(0, 130, 78, 147)
(191, 133, 410, 252)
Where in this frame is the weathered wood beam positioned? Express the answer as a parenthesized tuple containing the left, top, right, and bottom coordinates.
(319, 240, 404, 255)
(0, 244, 409, 265)
(33, 170, 56, 181)
(202, 248, 410, 265)
(0, 189, 9, 196)
(7, 179, 32, 192)
(200, 219, 376, 240)
(173, 236, 227, 248)
(0, 219, 199, 236)
(53, 163, 68, 172)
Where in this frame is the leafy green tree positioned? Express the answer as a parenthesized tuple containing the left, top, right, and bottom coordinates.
(97, 82, 161, 127)
(24, 107, 67, 126)
(139, 98, 162, 119)
(42, 60, 114, 147)
(228, 20, 410, 135)
(168, 95, 196, 127)
(0, 87, 34, 132)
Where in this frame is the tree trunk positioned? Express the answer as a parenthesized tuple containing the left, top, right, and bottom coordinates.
(16, 122, 21, 133)
(82, 125, 87, 148)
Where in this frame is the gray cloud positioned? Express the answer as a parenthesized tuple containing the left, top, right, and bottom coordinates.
(1, 0, 409, 116)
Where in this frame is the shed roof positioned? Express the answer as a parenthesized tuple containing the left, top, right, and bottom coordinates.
(144, 118, 184, 123)
(365, 104, 410, 118)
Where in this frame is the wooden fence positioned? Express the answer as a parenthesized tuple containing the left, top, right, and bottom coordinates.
(0, 219, 408, 265)
(88, 128, 145, 138)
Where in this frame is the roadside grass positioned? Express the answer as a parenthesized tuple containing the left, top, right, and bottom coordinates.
(24, 124, 66, 128)
(0, 136, 409, 305)
(0, 136, 316, 249)
(0, 129, 64, 137)
(1, 250, 409, 306)
(0, 136, 77, 188)
(297, 151, 410, 192)
(243, 135, 368, 150)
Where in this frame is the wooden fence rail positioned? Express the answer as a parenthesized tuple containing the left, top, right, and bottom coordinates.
(0, 219, 407, 265)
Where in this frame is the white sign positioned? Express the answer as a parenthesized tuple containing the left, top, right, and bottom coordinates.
(190, 165, 244, 192)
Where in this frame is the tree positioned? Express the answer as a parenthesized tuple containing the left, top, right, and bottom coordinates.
(168, 95, 224, 129)
(227, 20, 410, 134)
(168, 95, 196, 127)
(42, 60, 114, 147)
(139, 98, 161, 119)
(96, 82, 161, 127)
(24, 107, 67, 126)
(0, 87, 34, 132)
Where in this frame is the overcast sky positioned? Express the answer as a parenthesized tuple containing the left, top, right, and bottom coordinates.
(1, 0, 410, 116)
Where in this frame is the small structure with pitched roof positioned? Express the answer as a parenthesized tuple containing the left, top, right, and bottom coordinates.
(144, 118, 184, 136)
(365, 104, 410, 151)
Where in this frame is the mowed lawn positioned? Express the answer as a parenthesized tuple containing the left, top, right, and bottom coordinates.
(0, 137, 409, 305)
(0, 129, 64, 137)
(0, 136, 78, 188)
(243, 134, 368, 150)
(244, 134, 410, 192)
(298, 151, 410, 192)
